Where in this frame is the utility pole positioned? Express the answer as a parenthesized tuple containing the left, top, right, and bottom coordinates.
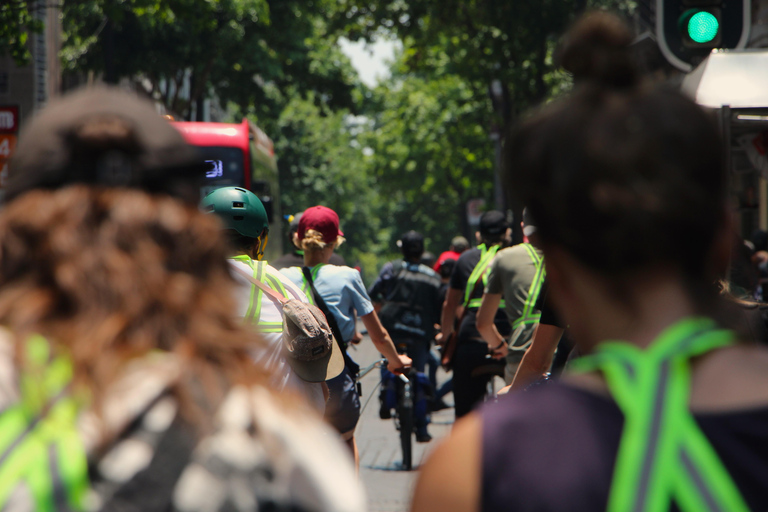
(488, 79, 510, 211)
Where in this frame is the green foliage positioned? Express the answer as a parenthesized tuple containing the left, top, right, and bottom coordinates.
(273, 94, 388, 280)
(0, 0, 43, 66)
(363, 69, 495, 253)
(61, 0, 361, 120)
(328, 0, 580, 110)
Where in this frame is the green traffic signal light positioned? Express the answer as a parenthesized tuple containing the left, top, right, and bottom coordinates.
(687, 11, 720, 43)
(658, 0, 751, 72)
(678, 7, 722, 48)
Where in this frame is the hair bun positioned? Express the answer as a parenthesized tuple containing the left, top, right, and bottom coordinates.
(559, 12, 638, 89)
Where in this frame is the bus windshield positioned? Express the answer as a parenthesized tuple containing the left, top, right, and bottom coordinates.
(197, 146, 246, 197)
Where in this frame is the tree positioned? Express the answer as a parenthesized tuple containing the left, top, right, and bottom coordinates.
(361, 68, 496, 253)
(60, 0, 361, 120)
(1, 0, 43, 66)
(273, 94, 388, 281)
(328, 0, 580, 111)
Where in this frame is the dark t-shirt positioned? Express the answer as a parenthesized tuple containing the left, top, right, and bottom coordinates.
(481, 383, 768, 511)
(449, 247, 510, 342)
(535, 278, 563, 328)
(449, 248, 482, 298)
(534, 278, 575, 371)
(368, 260, 442, 342)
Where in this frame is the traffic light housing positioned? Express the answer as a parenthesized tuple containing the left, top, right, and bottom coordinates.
(657, 0, 751, 72)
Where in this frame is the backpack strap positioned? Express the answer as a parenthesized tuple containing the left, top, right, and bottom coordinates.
(231, 264, 289, 307)
(301, 267, 356, 373)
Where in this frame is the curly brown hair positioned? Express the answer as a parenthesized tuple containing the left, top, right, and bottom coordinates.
(0, 186, 270, 416)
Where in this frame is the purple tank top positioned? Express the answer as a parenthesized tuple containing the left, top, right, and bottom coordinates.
(481, 383, 768, 511)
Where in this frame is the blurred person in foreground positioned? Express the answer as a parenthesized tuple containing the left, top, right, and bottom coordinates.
(201, 187, 343, 413)
(281, 205, 411, 467)
(0, 86, 363, 512)
(412, 13, 768, 512)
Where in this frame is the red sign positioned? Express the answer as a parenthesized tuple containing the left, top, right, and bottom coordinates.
(0, 106, 20, 133)
(0, 134, 16, 159)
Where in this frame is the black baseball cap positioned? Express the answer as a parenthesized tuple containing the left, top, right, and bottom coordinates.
(7, 85, 205, 203)
(479, 210, 508, 236)
(398, 230, 424, 255)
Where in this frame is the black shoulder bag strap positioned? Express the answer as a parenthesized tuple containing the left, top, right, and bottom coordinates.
(301, 266, 359, 376)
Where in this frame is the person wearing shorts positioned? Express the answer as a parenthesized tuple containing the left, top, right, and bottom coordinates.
(281, 205, 410, 467)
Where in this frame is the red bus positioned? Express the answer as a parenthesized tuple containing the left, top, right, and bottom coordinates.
(172, 118, 282, 258)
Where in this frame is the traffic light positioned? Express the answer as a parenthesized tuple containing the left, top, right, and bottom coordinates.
(657, 0, 751, 72)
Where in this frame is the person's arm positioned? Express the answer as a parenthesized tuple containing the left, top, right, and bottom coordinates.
(440, 287, 464, 344)
(509, 323, 563, 391)
(360, 311, 411, 374)
(411, 413, 481, 512)
(476, 293, 507, 359)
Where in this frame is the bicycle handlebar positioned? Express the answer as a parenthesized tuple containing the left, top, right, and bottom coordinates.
(356, 358, 410, 383)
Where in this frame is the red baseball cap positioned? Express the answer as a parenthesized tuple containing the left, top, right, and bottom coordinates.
(298, 206, 344, 244)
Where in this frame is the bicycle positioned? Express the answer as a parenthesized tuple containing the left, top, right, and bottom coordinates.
(357, 358, 414, 470)
(470, 353, 506, 404)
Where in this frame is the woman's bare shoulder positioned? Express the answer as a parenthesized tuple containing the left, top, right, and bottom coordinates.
(411, 413, 482, 512)
(690, 342, 768, 412)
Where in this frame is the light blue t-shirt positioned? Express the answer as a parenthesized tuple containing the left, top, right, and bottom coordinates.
(280, 264, 374, 343)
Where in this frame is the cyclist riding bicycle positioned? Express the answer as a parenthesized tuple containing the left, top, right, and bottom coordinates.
(369, 230, 442, 442)
(440, 211, 512, 418)
(201, 187, 343, 412)
(476, 208, 545, 383)
(280, 205, 411, 467)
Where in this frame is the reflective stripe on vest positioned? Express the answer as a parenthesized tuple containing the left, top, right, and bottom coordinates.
(570, 318, 750, 512)
(0, 335, 88, 511)
(466, 244, 506, 309)
(511, 243, 546, 329)
(232, 256, 290, 333)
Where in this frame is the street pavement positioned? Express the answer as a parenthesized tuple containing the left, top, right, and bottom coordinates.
(349, 334, 455, 512)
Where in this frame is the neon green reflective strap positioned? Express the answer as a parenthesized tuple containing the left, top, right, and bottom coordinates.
(468, 298, 506, 308)
(233, 256, 292, 329)
(258, 272, 289, 332)
(570, 318, 749, 512)
(464, 244, 499, 307)
(311, 263, 325, 281)
(300, 264, 326, 307)
(231, 255, 259, 322)
(0, 335, 88, 511)
(511, 243, 546, 329)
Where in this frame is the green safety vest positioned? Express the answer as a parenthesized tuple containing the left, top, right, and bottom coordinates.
(570, 317, 750, 512)
(232, 255, 291, 333)
(465, 244, 505, 309)
(510, 243, 546, 330)
(0, 335, 88, 511)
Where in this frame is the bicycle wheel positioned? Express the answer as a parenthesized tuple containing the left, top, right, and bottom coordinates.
(397, 382, 414, 470)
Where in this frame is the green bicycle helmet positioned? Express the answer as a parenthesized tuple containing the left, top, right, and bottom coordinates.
(201, 187, 269, 239)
